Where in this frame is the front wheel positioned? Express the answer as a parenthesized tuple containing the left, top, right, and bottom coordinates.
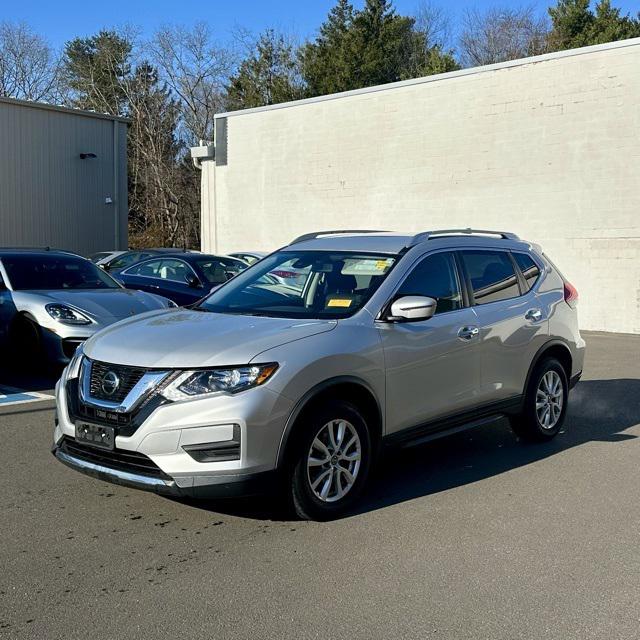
(511, 357, 568, 442)
(289, 401, 372, 521)
(10, 314, 44, 366)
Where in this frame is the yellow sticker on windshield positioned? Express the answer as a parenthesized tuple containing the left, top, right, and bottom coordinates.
(327, 298, 353, 308)
(376, 260, 391, 270)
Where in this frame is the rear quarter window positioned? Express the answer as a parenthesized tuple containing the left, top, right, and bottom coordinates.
(512, 252, 541, 293)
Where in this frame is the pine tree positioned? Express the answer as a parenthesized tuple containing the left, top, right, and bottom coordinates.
(63, 30, 132, 115)
(548, 0, 640, 50)
(301, 0, 458, 97)
(225, 30, 304, 110)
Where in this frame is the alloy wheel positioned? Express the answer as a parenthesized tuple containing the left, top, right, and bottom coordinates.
(536, 370, 564, 429)
(306, 419, 362, 503)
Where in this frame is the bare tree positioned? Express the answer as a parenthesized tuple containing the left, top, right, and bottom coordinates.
(413, 1, 454, 50)
(459, 5, 550, 68)
(149, 23, 235, 145)
(0, 21, 61, 102)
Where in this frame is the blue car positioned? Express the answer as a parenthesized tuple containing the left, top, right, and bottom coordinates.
(116, 253, 247, 306)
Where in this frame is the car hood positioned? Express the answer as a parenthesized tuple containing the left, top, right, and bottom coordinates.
(83, 310, 337, 368)
(17, 289, 168, 322)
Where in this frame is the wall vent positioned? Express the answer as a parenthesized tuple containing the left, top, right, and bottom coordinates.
(215, 117, 228, 166)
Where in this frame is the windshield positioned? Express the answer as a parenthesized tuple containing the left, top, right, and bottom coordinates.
(197, 251, 397, 319)
(3, 254, 121, 291)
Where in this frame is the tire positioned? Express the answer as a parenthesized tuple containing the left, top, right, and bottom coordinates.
(10, 314, 44, 366)
(511, 357, 568, 442)
(288, 400, 372, 521)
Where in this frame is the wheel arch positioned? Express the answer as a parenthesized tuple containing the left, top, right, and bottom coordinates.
(523, 339, 573, 394)
(276, 376, 383, 468)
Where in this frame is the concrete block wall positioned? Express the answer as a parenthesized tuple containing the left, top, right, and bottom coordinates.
(198, 39, 640, 334)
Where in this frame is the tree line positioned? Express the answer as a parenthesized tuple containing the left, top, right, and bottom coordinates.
(1, 0, 638, 248)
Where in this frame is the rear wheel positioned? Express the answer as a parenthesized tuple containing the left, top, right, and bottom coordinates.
(512, 357, 568, 442)
(289, 401, 372, 521)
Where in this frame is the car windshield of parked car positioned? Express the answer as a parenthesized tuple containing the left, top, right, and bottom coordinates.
(3, 255, 121, 290)
(197, 251, 397, 319)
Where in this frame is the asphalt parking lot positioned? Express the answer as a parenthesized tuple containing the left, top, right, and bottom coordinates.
(1, 331, 639, 640)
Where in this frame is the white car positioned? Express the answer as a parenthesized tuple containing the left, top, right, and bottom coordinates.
(0, 249, 175, 364)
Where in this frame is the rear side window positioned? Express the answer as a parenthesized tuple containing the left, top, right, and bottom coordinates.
(125, 259, 163, 277)
(512, 252, 541, 292)
(396, 252, 462, 314)
(460, 250, 520, 305)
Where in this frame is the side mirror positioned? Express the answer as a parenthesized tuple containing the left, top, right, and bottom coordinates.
(386, 296, 437, 322)
(186, 274, 202, 288)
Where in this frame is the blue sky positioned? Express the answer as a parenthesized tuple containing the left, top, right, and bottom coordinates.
(4, 0, 639, 49)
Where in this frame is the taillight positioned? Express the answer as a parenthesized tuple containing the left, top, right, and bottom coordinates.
(564, 281, 578, 308)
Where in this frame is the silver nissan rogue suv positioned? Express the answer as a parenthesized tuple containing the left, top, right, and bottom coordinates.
(53, 229, 585, 520)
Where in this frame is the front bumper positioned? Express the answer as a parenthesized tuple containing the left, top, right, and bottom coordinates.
(52, 442, 277, 498)
(40, 322, 103, 364)
(53, 373, 294, 498)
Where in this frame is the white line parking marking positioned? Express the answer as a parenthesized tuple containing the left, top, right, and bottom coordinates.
(0, 386, 54, 406)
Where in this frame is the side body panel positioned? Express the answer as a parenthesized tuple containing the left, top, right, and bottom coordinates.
(377, 308, 482, 433)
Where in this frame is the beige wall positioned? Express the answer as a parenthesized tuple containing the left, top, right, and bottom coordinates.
(200, 39, 640, 334)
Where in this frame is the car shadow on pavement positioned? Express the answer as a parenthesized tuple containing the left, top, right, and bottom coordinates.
(0, 360, 61, 394)
(178, 378, 640, 521)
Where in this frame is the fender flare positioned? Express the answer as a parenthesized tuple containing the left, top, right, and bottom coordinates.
(275, 375, 383, 468)
(522, 338, 573, 396)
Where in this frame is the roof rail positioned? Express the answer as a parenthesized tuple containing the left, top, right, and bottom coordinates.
(289, 230, 388, 245)
(408, 228, 519, 246)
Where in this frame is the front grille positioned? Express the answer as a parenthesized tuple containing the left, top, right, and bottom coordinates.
(89, 360, 146, 403)
(59, 436, 169, 479)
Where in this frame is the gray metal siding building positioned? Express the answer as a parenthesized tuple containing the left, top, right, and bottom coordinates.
(0, 97, 128, 256)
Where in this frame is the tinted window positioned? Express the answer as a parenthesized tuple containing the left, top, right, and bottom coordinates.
(125, 259, 163, 277)
(156, 259, 194, 283)
(397, 252, 462, 314)
(512, 252, 541, 292)
(196, 258, 244, 285)
(3, 255, 120, 290)
(461, 250, 520, 305)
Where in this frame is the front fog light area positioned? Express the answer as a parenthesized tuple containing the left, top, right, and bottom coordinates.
(182, 425, 241, 462)
(161, 363, 278, 401)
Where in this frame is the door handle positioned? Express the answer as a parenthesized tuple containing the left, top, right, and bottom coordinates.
(525, 308, 542, 322)
(457, 325, 479, 341)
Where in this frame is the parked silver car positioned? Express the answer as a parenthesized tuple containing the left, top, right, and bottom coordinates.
(53, 229, 585, 519)
(0, 249, 175, 365)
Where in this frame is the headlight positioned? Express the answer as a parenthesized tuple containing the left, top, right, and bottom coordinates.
(45, 303, 92, 325)
(161, 363, 278, 401)
(66, 345, 84, 379)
